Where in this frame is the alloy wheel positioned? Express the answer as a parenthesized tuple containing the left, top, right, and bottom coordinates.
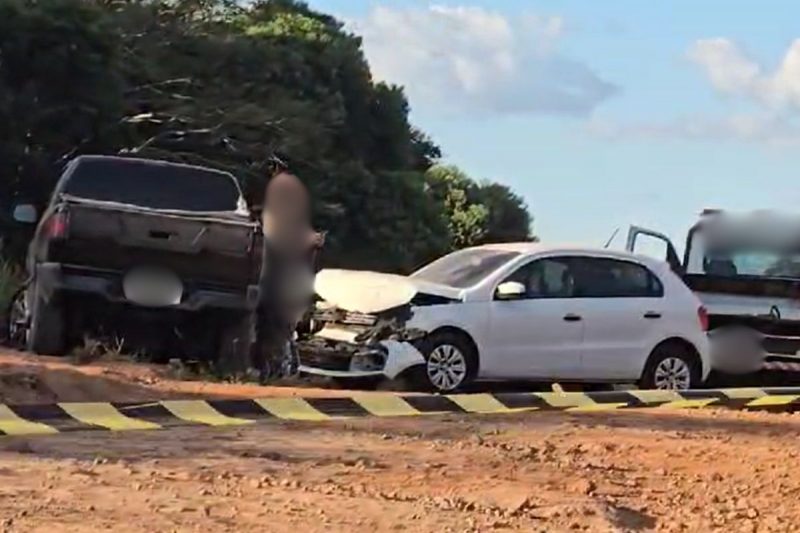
(653, 357, 692, 390)
(426, 344, 467, 391)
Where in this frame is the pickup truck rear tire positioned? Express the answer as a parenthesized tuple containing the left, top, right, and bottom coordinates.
(27, 283, 67, 356)
(217, 314, 255, 377)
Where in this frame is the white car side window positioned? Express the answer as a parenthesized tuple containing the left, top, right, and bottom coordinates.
(570, 257, 663, 298)
(498, 257, 576, 299)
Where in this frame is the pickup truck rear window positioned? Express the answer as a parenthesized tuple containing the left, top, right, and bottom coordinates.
(62, 158, 242, 212)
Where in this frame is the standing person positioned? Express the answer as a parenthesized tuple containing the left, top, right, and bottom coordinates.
(254, 169, 323, 381)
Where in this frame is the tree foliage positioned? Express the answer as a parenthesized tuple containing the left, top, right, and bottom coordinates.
(474, 182, 536, 245)
(425, 165, 535, 251)
(0, 0, 534, 272)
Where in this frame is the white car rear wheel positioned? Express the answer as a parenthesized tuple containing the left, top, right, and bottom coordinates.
(653, 357, 692, 390)
(640, 341, 701, 391)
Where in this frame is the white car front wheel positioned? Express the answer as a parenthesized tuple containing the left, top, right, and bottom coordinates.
(427, 343, 468, 391)
(413, 331, 478, 393)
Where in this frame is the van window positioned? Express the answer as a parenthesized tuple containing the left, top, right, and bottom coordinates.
(686, 215, 800, 279)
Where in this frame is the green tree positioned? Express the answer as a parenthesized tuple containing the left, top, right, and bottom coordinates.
(474, 182, 535, 244)
(0, 0, 123, 205)
(0, 0, 534, 273)
(425, 164, 535, 251)
(425, 165, 488, 249)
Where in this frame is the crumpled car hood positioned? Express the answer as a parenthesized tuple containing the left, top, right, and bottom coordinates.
(314, 269, 462, 313)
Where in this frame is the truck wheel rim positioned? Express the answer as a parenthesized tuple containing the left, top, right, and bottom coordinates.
(7, 291, 28, 347)
(427, 344, 467, 391)
(654, 357, 691, 390)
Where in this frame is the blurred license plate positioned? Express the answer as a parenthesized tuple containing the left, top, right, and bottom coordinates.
(123, 267, 183, 307)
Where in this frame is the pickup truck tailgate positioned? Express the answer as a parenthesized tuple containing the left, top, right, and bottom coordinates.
(52, 201, 261, 289)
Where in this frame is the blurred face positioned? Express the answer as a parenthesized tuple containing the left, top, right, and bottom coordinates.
(264, 173, 309, 228)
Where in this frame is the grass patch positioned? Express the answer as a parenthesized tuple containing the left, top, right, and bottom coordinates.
(68, 336, 249, 383)
(70, 335, 148, 365)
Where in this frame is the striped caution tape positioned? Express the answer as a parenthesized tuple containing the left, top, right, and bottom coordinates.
(3, 387, 800, 437)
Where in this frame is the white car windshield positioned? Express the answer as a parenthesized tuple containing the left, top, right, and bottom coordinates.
(411, 249, 520, 288)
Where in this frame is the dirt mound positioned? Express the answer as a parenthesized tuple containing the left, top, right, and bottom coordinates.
(0, 359, 187, 404)
(0, 369, 55, 404)
(0, 350, 378, 404)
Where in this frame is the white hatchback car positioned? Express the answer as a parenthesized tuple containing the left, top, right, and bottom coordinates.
(299, 244, 711, 392)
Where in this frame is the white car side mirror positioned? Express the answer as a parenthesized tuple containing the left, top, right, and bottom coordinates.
(12, 204, 38, 224)
(495, 281, 526, 300)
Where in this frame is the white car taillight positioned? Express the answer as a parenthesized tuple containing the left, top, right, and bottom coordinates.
(698, 305, 709, 332)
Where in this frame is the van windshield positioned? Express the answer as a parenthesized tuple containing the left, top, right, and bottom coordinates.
(686, 219, 800, 278)
(695, 247, 800, 278)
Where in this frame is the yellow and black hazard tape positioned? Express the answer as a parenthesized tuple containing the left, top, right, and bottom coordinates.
(2, 387, 800, 437)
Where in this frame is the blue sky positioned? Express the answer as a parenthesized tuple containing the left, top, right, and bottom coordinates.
(309, 0, 800, 251)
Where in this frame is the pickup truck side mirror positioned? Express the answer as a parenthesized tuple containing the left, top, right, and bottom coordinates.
(12, 204, 38, 224)
(495, 281, 526, 300)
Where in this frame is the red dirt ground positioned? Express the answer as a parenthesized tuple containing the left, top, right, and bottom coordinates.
(0, 350, 797, 532)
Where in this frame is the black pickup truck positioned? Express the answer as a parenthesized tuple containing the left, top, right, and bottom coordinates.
(9, 155, 262, 367)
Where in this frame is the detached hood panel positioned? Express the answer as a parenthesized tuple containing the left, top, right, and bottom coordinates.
(314, 269, 462, 313)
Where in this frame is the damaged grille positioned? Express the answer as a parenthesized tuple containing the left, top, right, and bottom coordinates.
(309, 303, 426, 346)
(299, 351, 352, 371)
(297, 336, 388, 372)
(314, 308, 377, 327)
(342, 311, 377, 326)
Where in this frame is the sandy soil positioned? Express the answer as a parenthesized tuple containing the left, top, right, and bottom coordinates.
(0, 351, 799, 532)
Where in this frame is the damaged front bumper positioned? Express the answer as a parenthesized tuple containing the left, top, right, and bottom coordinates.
(297, 321, 427, 380)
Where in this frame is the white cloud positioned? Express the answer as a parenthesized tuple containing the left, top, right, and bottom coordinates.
(348, 5, 618, 116)
(589, 113, 800, 146)
(587, 38, 800, 146)
(688, 38, 800, 110)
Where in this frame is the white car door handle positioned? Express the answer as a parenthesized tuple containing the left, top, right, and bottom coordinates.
(563, 313, 582, 322)
(643, 311, 662, 319)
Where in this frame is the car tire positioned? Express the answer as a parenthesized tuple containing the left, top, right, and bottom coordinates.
(217, 313, 255, 378)
(639, 341, 701, 391)
(27, 283, 67, 356)
(411, 330, 478, 393)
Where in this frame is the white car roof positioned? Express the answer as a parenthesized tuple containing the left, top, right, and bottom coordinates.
(470, 242, 664, 267)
